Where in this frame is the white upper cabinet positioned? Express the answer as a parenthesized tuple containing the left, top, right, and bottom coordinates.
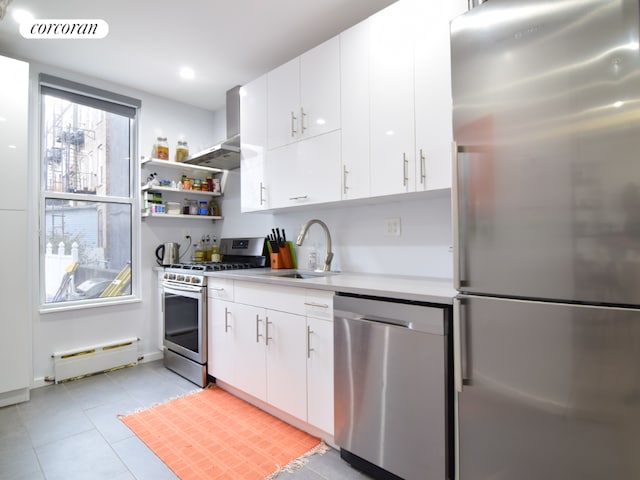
(240, 74, 270, 211)
(369, 0, 416, 197)
(299, 36, 341, 139)
(414, 0, 469, 192)
(340, 19, 371, 201)
(267, 36, 340, 150)
(268, 130, 341, 209)
(267, 58, 300, 149)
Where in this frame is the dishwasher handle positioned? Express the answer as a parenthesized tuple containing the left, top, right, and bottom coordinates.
(358, 314, 412, 329)
(335, 307, 444, 336)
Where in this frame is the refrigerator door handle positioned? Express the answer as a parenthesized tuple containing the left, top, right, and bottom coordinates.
(452, 142, 462, 289)
(453, 297, 469, 392)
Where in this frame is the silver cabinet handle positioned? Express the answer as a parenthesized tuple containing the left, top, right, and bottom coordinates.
(343, 165, 349, 195)
(259, 182, 266, 206)
(256, 315, 263, 343)
(420, 148, 426, 184)
(289, 195, 308, 201)
(265, 317, 273, 346)
(300, 107, 307, 134)
(290, 111, 297, 137)
(304, 302, 329, 309)
(452, 142, 461, 289)
(307, 325, 314, 359)
(210, 287, 225, 291)
(224, 307, 231, 333)
(403, 152, 409, 187)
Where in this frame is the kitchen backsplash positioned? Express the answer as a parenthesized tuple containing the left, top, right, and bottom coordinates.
(219, 171, 453, 279)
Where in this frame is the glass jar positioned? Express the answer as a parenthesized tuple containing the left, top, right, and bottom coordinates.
(192, 178, 201, 191)
(155, 137, 169, 160)
(175, 140, 189, 162)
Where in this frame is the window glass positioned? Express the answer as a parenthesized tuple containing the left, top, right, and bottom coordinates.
(40, 81, 138, 306)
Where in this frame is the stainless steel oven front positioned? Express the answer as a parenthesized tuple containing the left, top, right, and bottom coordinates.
(162, 280, 208, 387)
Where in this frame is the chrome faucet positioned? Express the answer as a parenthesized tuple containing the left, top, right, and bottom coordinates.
(296, 219, 334, 272)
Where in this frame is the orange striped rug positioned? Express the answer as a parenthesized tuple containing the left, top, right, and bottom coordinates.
(120, 386, 325, 480)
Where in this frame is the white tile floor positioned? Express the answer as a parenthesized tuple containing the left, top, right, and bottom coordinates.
(0, 360, 373, 480)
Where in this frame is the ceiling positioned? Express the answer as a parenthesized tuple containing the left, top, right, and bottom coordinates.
(0, 0, 397, 111)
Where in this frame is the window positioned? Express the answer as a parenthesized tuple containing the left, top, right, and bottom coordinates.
(39, 75, 140, 307)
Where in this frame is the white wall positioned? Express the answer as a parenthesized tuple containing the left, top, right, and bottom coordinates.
(28, 61, 225, 383)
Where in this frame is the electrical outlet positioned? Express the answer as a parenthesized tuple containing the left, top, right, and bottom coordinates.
(385, 217, 401, 237)
(183, 230, 191, 241)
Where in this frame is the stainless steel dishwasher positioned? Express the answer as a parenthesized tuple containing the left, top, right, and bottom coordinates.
(334, 293, 452, 480)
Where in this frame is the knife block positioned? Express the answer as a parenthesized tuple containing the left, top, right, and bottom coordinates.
(270, 242, 295, 269)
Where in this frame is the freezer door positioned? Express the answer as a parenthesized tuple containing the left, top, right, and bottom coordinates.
(456, 295, 640, 480)
(451, 0, 640, 304)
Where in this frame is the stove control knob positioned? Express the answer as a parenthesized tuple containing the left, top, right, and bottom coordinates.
(176, 275, 185, 282)
(191, 276, 200, 284)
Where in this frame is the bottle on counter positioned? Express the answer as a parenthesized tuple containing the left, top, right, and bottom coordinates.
(193, 240, 206, 263)
(155, 136, 169, 160)
(211, 236, 221, 262)
(175, 140, 189, 162)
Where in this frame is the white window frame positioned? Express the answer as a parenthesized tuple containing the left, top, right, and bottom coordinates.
(38, 74, 141, 312)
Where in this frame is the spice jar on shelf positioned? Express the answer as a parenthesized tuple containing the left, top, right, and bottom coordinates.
(175, 140, 189, 162)
(155, 137, 169, 160)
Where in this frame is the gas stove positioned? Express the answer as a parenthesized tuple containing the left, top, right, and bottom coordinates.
(162, 237, 266, 287)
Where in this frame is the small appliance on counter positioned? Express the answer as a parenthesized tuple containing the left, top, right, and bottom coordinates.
(155, 242, 182, 266)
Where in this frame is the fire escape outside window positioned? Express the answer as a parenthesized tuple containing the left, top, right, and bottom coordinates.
(39, 74, 141, 308)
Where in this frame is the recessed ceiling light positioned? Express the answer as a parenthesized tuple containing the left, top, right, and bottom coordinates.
(179, 67, 195, 80)
(12, 8, 34, 24)
(0, 116, 6, 122)
(8, 145, 17, 149)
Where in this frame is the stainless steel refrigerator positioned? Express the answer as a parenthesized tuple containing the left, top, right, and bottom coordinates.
(451, 0, 640, 479)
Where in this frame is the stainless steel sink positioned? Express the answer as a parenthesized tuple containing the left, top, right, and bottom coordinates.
(264, 270, 336, 280)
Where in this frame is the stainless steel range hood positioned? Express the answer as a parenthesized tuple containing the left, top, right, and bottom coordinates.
(182, 86, 241, 170)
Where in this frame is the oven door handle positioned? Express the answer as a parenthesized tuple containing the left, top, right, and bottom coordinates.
(162, 282, 204, 296)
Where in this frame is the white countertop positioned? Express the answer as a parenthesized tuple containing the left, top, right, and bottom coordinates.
(205, 269, 456, 305)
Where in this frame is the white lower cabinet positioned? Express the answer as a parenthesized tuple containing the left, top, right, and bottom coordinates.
(0, 210, 29, 406)
(208, 280, 334, 434)
(306, 316, 334, 434)
(207, 298, 237, 385)
(264, 309, 307, 420)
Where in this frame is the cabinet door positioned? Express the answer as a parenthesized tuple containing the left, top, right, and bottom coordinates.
(340, 19, 371, 200)
(414, 0, 467, 192)
(306, 317, 334, 434)
(0, 56, 28, 210)
(0, 211, 29, 398)
(207, 299, 236, 383)
(266, 310, 307, 421)
(267, 130, 341, 209)
(267, 58, 300, 149)
(369, 0, 416, 197)
(240, 75, 269, 211)
(300, 35, 341, 139)
(234, 303, 267, 401)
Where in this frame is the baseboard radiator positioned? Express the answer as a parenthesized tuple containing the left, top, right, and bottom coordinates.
(52, 337, 139, 383)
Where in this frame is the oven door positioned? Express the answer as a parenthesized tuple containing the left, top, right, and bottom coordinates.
(162, 282, 207, 364)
